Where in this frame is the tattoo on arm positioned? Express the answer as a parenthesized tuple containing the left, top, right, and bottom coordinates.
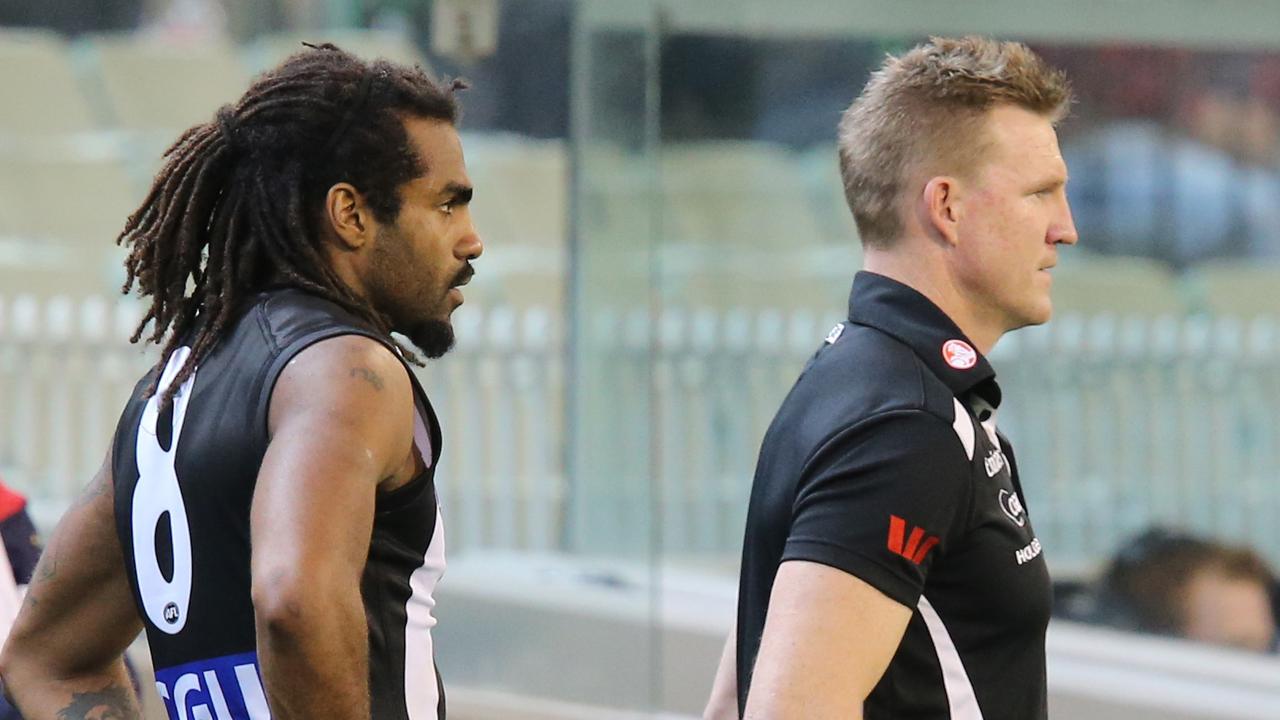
(25, 464, 107, 610)
(349, 367, 385, 392)
(24, 461, 111, 610)
(72, 468, 111, 510)
(56, 684, 139, 720)
(25, 522, 67, 610)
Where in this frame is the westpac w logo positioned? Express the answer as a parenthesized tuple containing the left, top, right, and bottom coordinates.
(887, 515, 940, 565)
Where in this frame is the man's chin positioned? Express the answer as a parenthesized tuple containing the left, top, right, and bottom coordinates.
(1013, 303, 1053, 330)
(404, 319, 455, 359)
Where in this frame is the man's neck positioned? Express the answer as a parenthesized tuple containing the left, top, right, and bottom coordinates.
(861, 247, 1003, 355)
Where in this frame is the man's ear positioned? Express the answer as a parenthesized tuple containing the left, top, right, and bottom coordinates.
(324, 182, 372, 250)
(920, 175, 963, 247)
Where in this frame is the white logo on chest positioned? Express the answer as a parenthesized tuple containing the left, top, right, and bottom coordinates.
(1015, 538, 1043, 565)
(984, 448, 1006, 477)
(998, 488, 1026, 527)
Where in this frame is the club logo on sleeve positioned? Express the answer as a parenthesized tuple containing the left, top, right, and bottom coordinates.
(887, 515, 940, 565)
(998, 489, 1026, 527)
(942, 339, 977, 369)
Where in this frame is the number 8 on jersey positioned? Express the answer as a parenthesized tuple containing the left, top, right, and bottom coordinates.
(131, 347, 197, 635)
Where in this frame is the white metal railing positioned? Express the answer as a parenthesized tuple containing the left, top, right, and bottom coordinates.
(996, 313, 1280, 568)
(0, 293, 568, 556)
(425, 302, 566, 553)
(6, 293, 1280, 570)
(0, 292, 150, 524)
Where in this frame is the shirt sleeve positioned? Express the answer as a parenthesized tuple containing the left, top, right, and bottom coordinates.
(781, 409, 973, 608)
(0, 509, 41, 586)
(0, 481, 38, 586)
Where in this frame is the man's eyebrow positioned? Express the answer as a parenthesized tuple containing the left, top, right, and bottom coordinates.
(1033, 175, 1067, 192)
(440, 182, 473, 204)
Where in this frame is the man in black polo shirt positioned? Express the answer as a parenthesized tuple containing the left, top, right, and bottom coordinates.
(703, 37, 1077, 719)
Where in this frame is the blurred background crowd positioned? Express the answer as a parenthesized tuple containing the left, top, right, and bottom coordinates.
(2, 0, 1280, 718)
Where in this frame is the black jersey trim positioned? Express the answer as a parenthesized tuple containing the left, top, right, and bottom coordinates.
(252, 327, 394, 442)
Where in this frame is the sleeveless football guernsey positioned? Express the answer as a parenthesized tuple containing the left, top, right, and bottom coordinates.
(111, 288, 448, 720)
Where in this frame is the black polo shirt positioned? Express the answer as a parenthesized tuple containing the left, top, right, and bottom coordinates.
(736, 271, 1051, 719)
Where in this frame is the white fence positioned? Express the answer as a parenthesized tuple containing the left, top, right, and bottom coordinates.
(0, 293, 151, 522)
(4, 291, 1280, 569)
(997, 313, 1280, 568)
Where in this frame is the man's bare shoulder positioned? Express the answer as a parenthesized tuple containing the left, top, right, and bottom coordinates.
(268, 334, 413, 429)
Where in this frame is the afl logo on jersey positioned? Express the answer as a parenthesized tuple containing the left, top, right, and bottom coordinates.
(163, 602, 180, 625)
(942, 339, 977, 370)
(999, 489, 1026, 527)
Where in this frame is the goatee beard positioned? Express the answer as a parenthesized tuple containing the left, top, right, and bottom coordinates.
(406, 319, 455, 359)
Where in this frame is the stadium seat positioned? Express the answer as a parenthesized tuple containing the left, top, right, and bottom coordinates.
(1189, 261, 1280, 317)
(0, 244, 123, 299)
(0, 149, 140, 257)
(462, 133, 568, 250)
(1049, 253, 1184, 316)
(459, 132, 568, 316)
(661, 141, 827, 249)
(247, 29, 430, 73)
(798, 143, 861, 245)
(0, 29, 97, 138)
(80, 34, 250, 138)
(658, 243, 853, 314)
(579, 143, 654, 249)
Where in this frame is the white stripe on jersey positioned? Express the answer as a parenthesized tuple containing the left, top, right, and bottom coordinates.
(413, 408, 433, 468)
(918, 595, 985, 720)
(951, 398, 976, 461)
(404, 408, 445, 719)
(0, 529, 23, 635)
(404, 508, 446, 719)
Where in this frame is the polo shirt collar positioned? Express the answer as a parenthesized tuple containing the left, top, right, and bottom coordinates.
(846, 271, 1002, 409)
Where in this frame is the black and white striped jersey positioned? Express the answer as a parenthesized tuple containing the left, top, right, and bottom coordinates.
(111, 288, 448, 720)
(737, 271, 1051, 719)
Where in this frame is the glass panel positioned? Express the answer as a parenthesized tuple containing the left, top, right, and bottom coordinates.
(8, 2, 1280, 719)
(652, 2, 1280, 718)
(429, 0, 667, 714)
(0, 2, 669, 718)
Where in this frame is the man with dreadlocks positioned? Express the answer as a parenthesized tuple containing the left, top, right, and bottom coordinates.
(0, 44, 481, 720)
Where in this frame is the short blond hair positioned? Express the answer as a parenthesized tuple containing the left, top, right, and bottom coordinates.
(837, 36, 1072, 247)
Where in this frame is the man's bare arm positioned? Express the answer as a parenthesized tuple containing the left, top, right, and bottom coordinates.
(251, 335, 417, 720)
(742, 560, 912, 720)
(703, 617, 738, 719)
(0, 450, 144, 719)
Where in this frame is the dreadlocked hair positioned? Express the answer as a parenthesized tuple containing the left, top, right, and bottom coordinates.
(118, 42, 467, 407)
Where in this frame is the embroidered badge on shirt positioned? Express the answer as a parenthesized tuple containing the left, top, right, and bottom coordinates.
(887, 515, 940, 565)
(999, 489, 1026, 528)
(942, 339, 977, 370)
